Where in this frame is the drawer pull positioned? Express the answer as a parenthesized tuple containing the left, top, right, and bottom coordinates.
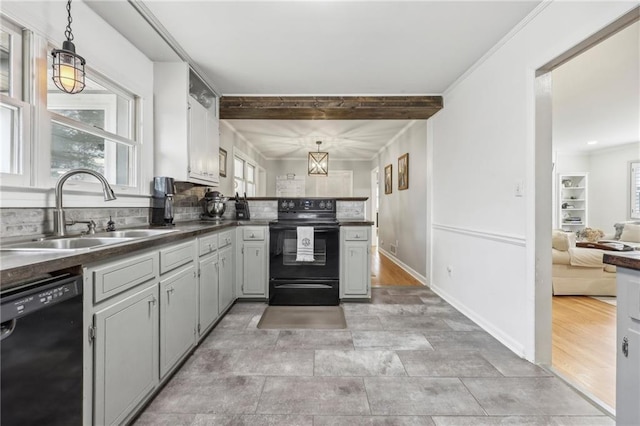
(623, 336, 629, 358)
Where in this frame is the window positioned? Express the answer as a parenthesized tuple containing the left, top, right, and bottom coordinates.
(47, 67, 137, 187)
(0, 14, 146, 206)
(0, 18, 30, 186)
(233, 149, 258, 197)
(631, 161, 640, 219)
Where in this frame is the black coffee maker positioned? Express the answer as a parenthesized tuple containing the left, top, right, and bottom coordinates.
(151, 177, 176, 226)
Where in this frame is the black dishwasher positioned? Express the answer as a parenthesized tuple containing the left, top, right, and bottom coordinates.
(1, 273, 83, 426)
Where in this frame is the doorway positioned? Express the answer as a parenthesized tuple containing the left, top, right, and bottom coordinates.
(535, 7, 639, 414)
(370, 167, 379, 247)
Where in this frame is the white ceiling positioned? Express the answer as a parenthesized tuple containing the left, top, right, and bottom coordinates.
(86, 1, 542, 160)
(552, 21, 640, 153)
(224, 119, 414, 160)
(87, 1, 639, 160)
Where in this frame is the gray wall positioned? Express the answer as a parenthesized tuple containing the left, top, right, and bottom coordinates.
(377, 121, 428, 277)
(264, 159, 372, 197)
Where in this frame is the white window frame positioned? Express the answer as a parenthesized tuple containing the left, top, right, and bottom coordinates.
(631, 161, 640, 219)
(233, 147, 259, 197)
(0, 18, 30, 187)
(0, 95, 31, 187)
(0, 19, 145, 205)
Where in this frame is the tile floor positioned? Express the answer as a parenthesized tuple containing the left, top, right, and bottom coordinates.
(134, 287, 613, 426)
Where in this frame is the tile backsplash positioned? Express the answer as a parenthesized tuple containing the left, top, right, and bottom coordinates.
(0, 189, 366, 240)
(0, 207, 149, 240)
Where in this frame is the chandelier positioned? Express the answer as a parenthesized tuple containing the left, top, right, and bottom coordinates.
(308, 141, 329, 176)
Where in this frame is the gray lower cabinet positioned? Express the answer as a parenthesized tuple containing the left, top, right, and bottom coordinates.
(218, 245, 235, 311)
(86, 231, 236, 425)
(340, 227, 371, 299)
(616, 267, 640, 425)
(236, 226, 268, 298)
(93, 282, 159, 426)
(159, 264, 198, 378)
(198, 251, 219, 339)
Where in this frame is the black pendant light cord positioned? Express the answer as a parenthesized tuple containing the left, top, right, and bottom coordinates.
(64, 0, 74, 42)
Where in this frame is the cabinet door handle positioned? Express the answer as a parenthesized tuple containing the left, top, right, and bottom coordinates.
(622, 336, 629, 358)
(148, 296, 156, 314)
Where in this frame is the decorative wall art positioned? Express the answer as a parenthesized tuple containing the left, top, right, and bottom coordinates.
(384, 164, 392, 194)
(219, 148, 227, 177)
(398, 153, 409, 190)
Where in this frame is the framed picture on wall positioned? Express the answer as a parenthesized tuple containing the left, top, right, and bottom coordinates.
(398, 153, 409, 190)
(219, 148, 227, 177)
(384, 164, 392, 194)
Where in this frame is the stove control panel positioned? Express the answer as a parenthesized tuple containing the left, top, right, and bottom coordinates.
(277, 198, 336, 212)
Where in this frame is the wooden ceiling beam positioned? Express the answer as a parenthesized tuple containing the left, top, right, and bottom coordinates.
(219, 96, 443, 120)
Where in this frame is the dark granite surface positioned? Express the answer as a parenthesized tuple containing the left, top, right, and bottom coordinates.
(0, 220, 270, 290)
(603, 251, 640, 271)
(246, 197, 369, 201)
(339, 221, 375, 226)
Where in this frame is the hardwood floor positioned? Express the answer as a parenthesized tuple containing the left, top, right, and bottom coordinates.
(370, 246, 422, 287)
(552, 296, 616, 410)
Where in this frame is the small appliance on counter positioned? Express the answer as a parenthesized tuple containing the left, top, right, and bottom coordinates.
(151, 176, 176, 226)
(201, 190, 228, 220)
(235, 192, 250, 220)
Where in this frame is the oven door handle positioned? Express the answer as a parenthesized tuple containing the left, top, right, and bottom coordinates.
(274, 283, 334, 289)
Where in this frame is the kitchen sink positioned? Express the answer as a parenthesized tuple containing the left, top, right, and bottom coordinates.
(102, 229, 177, 238)
(1, 237, 133, 252)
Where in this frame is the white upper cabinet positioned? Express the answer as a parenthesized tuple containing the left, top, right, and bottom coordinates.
(154, 62, 219, 185)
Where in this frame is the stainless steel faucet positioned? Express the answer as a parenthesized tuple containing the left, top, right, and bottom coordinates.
(54, 168, 117, 236)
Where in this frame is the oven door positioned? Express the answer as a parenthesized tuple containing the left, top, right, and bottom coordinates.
(269, 224, 339, 305)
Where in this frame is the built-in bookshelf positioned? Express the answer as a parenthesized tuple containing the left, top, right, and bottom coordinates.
(558, 173, 588, 232)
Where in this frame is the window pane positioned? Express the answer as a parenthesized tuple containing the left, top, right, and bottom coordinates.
(48, 72, 132, 138)
(234, 157, 244, 179)
(51, 122, 131, 186)
(247, 164, 255, 183)
(246, 183, 255, 197)
(0, 30, 10, 96)
(0, 102, 20, 173)
(234, 178, 245, 195)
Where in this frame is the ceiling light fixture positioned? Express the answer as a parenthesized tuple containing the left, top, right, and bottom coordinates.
(308, 141, 329, 176)
(587, 140, 598, 145)
(51, 0, 86, 94)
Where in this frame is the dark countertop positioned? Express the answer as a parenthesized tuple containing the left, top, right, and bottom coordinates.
(0, 220, 268, 290)
(246, 197, 369, 201)
(0, 218, 372, 290)
(603, 251, 640, 271)
(339, 220, 375, 226)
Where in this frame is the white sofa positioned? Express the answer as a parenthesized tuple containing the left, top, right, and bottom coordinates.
(552, 230, 616, 296)
(602, 221, 640, 250)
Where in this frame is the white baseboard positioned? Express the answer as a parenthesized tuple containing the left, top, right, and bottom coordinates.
(377, 247, 427, 286)
(429, 281, 527, 359)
